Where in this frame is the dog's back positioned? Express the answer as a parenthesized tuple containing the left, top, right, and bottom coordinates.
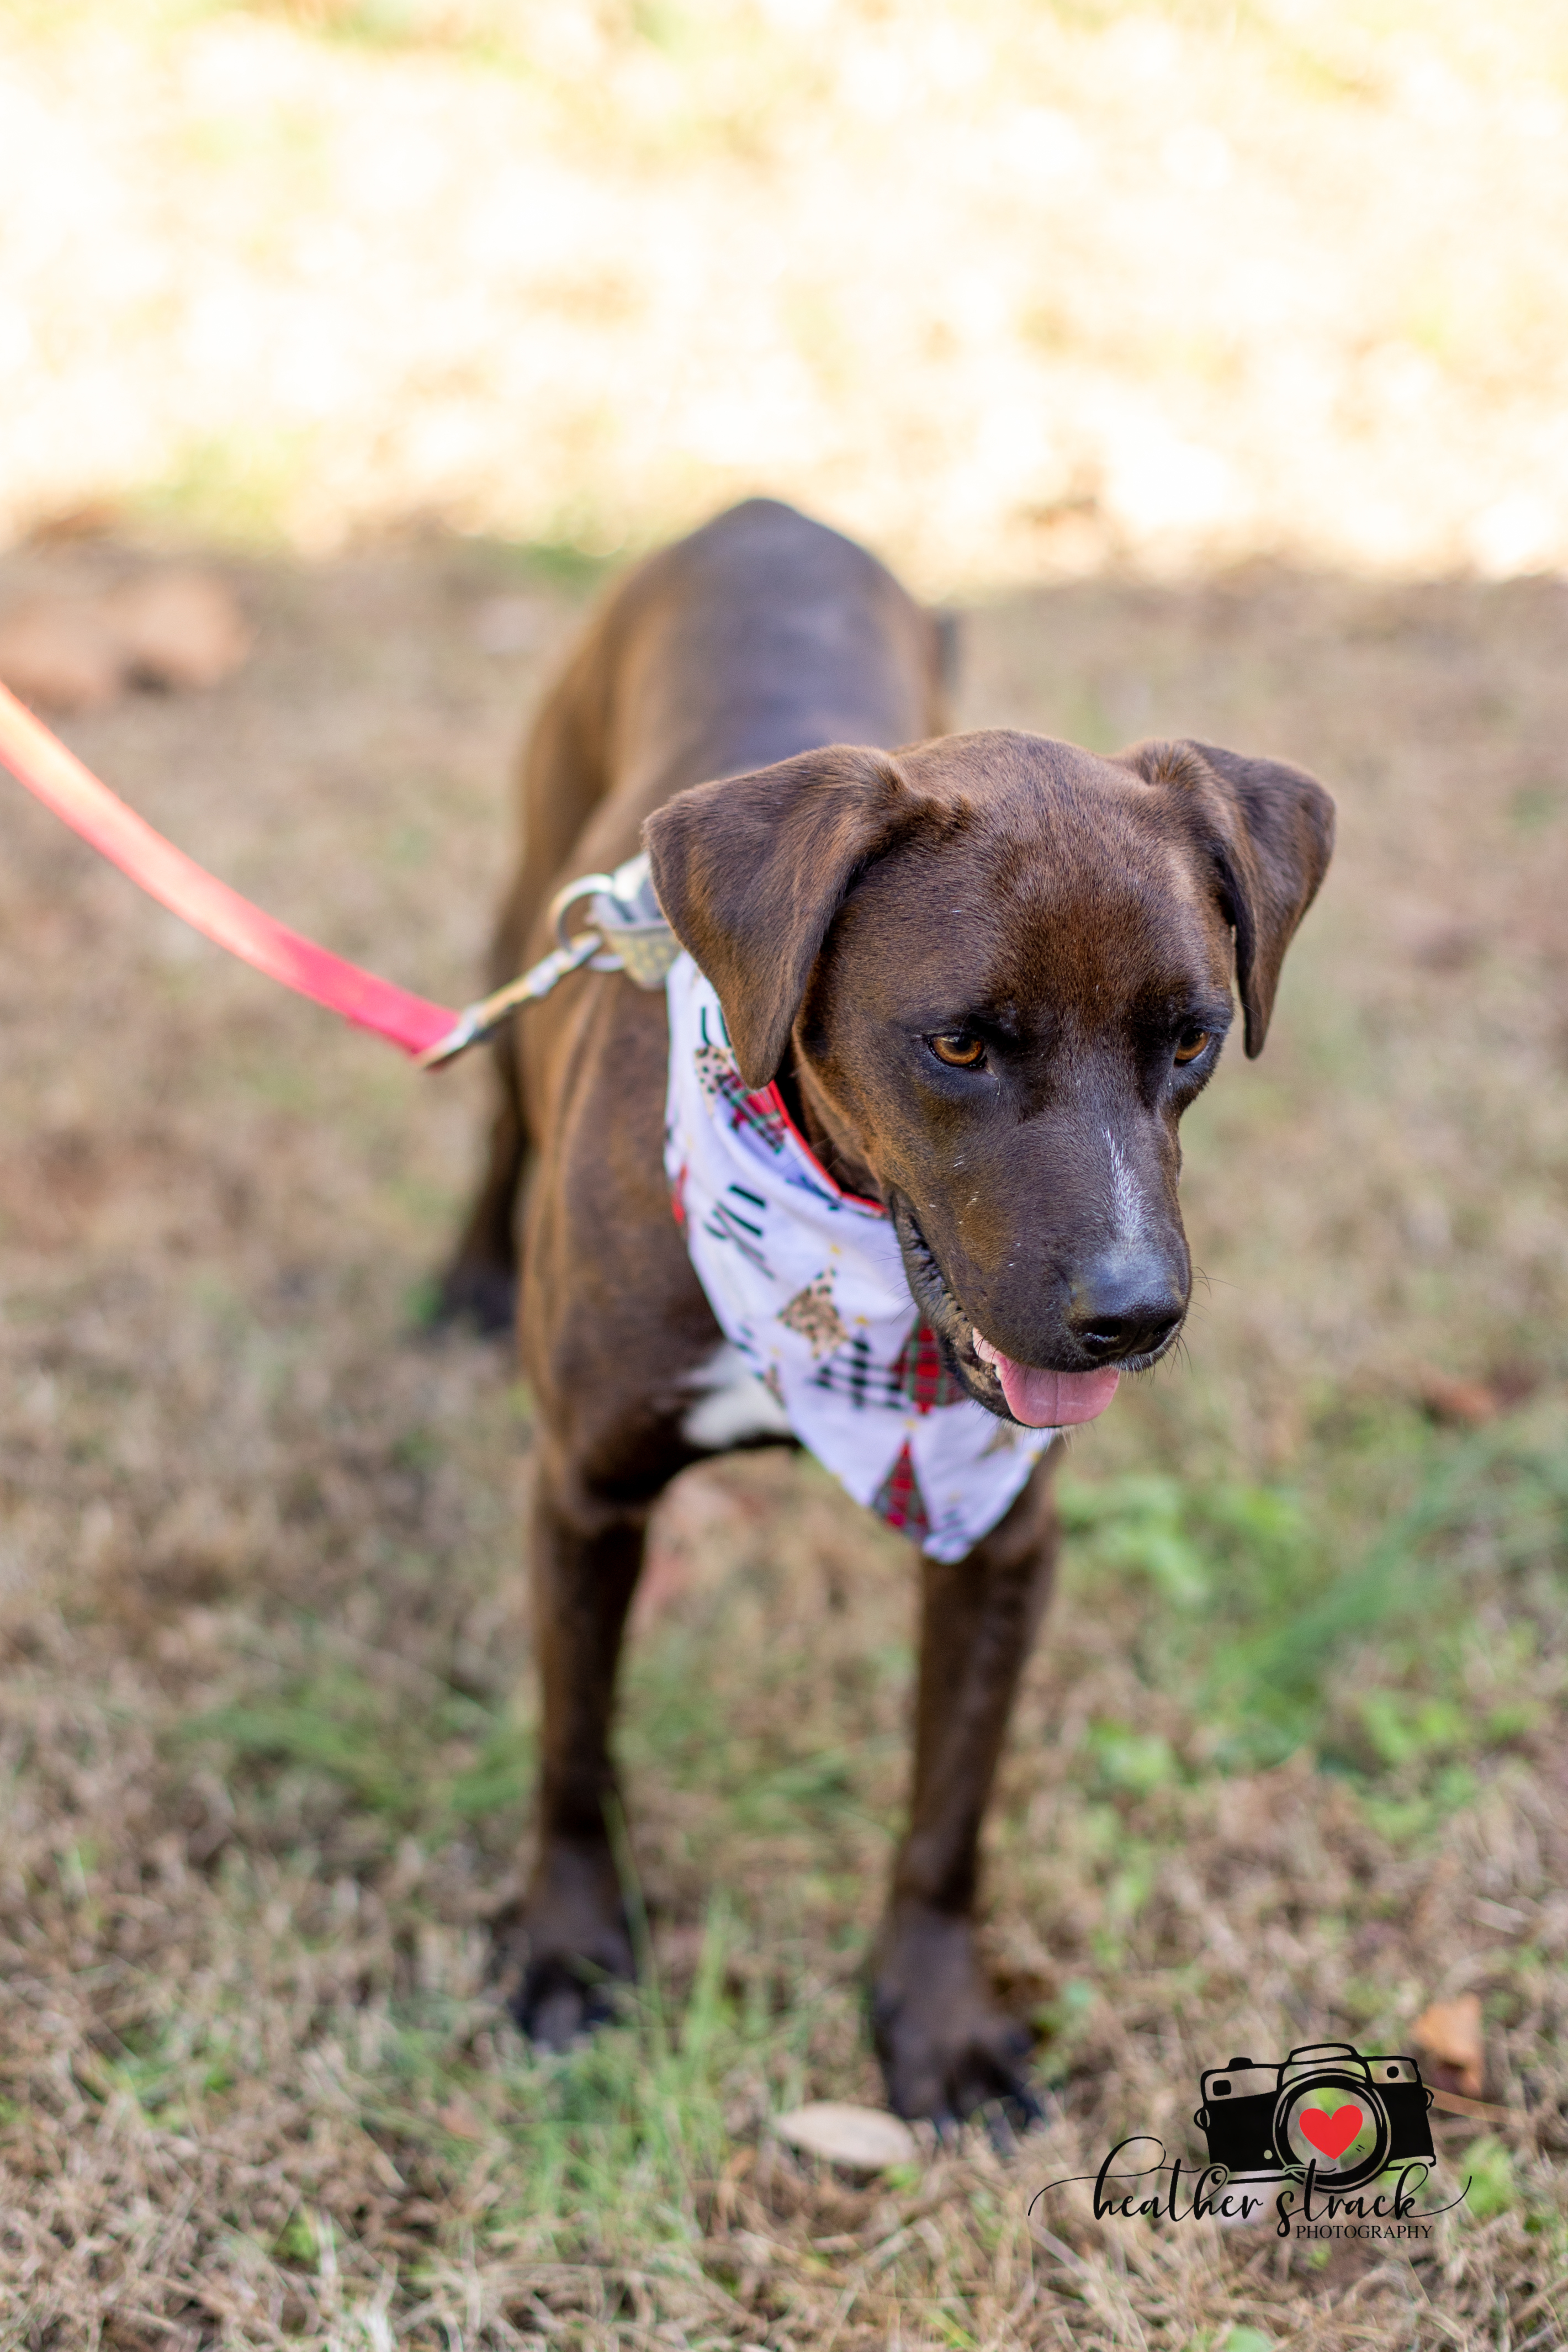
(441, 498, 946, 1325)
(512, 498, 946, 962)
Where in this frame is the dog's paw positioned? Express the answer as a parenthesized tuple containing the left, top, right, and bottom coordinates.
(431, 1254, 517, 1336)
(871, 1908, 1042, 2131)
(513, 1947, 632, 2049)
(501, 1839, 636, 2051)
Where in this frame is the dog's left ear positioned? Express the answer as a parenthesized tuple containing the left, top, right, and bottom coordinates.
(645, 744, 929, 1089)
(1117, 738, 1335, 1057)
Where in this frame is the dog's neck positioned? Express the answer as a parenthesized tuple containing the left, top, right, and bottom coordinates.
(777, 1048, 884, 1207)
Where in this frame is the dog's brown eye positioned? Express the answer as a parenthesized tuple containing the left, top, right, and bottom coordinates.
(930, 1032, 986, 1069)
(1174, 1030, 1211, 1065)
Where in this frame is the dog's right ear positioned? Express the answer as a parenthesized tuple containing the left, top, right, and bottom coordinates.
(644, 745, 919, 1089)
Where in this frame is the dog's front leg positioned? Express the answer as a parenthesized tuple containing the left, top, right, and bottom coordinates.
(511, 1453, 648, 2048)
(871, 1460, 1060, 2126)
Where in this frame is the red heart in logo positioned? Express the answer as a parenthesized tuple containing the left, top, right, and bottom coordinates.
(1299, 2104, 1363, 2160)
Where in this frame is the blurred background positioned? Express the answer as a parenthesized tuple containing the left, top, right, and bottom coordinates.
(4, 0, 1568, 587)
(1, 6, 1566, 2349)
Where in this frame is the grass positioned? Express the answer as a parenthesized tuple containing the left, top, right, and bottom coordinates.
(1060, 1413, 1568, 1811)
(0, 540, 1564, 2343)
(171, 1413, 1565, 1874)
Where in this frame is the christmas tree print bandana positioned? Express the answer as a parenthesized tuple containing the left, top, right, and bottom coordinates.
(663, 952, 1056, 1562)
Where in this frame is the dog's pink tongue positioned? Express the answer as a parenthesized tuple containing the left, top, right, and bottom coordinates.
(992, 1356, 1121, 1429)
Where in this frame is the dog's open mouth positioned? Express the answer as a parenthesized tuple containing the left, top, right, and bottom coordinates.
(891, 1193, 1170, 1429)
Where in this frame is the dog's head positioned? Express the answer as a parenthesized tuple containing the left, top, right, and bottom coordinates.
(645, 729, 1333, 1427)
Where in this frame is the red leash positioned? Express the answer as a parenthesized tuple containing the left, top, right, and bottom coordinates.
(0, 679, 459, 1061)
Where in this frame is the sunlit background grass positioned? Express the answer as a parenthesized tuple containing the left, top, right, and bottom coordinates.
(4, 0, 1568, 584)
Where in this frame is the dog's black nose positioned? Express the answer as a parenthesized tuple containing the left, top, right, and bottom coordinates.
(1067, 1251, 1185, 1362)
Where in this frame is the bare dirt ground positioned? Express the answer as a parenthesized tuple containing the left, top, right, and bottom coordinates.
(1, 528, 1565, 2348)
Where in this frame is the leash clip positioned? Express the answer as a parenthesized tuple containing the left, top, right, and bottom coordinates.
(416, 851, 678, 1069)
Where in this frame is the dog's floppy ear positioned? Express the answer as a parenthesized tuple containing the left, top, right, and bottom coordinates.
(1119, 737, 1335, 1057)
(644, 744, 919, 1089)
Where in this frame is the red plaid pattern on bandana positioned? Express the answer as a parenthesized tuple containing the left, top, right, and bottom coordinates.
(892, 1323, 970, 1414)
(872, 1442, 931, 1543)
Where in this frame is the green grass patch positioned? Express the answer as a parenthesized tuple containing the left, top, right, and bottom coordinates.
(131, 426, 319, 547)
(177, 1655, 537, 1843)
(1060, 1412, 1568, 1825)
(333, 1909, 799, 2266)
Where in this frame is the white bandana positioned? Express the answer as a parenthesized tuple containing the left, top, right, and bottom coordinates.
(663, 951, 1056, 1561)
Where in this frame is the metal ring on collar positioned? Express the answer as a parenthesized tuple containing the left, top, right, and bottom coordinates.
(549, 872, 618, 955)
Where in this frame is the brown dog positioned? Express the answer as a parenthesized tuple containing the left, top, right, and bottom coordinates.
(444, 497, 1333, 2123)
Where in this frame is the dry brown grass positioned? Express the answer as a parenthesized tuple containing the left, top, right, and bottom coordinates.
(1, 529, 1564, 2346)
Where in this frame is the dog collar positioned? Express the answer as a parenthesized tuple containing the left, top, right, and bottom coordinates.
(420, 851, 678, 1066)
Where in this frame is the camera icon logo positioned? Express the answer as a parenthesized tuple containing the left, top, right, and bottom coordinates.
(1195, 2043, 1435, 2192)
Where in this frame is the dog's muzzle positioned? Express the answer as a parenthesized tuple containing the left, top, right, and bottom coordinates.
(892, 1193, 1186, 1423)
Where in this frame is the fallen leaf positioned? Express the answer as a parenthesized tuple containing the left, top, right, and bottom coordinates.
(772, 2101, 918, 2173)
(27, 500, 122, 544)
(1413, 1369, 1498, 1428)
(1412, 1992, 1484, 2099)
(105, 569, 253, 690)
(634, 1470, 744, 1623)
(436, 2096, 490, 2142)
(0, 597, 125, 711)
